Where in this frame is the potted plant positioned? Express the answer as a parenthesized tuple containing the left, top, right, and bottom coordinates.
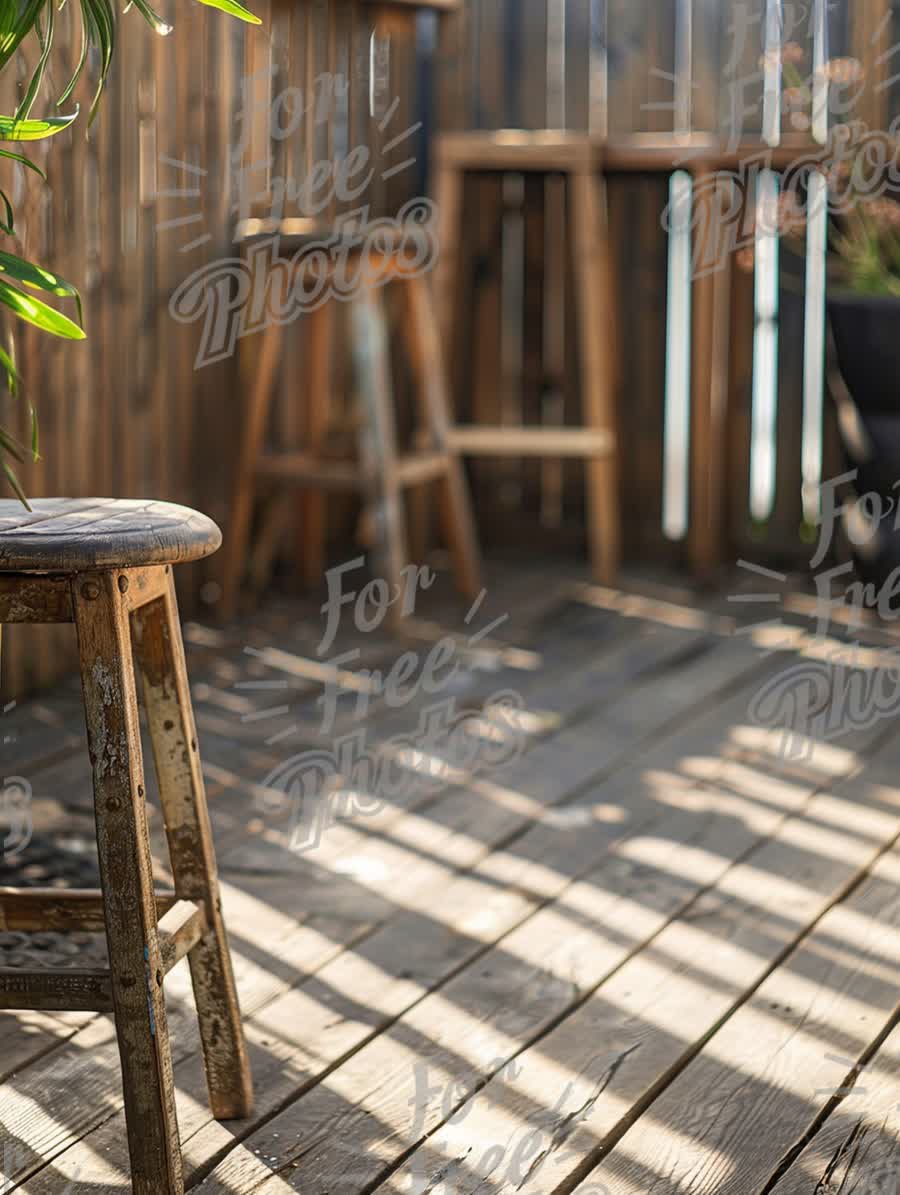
(0, 0, 261, 503)
(736, 45, 900, 586)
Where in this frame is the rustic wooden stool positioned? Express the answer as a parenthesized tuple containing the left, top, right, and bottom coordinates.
(221, 220, 483, 620)
(433, 131, 620, 583)
(0, 498, 253, 1195)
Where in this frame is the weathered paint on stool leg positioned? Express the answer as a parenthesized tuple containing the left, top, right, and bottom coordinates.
(72, 569, 184, 1195)
(131, 568, 254, 1120)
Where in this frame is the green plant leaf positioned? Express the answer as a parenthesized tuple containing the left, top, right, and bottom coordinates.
(3, 461, 31, 509)
(0, 424, 25, 462)
(130, 0, 171, 35)
(0, 339, 18, 397)
(82, 0, 115, 121)
(0, 147, 45, 178)
(0, 251, 82, 326)
(16, 0, 55, 120)
(0, 0, 45, 71)
(0, 110, 77, 139)
(193, 0, 260, 24)
(0, 188, 14, 234)
(0, 278, 85, 338)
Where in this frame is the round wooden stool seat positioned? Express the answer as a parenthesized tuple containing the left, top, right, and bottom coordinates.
(0, 497, 221, 572)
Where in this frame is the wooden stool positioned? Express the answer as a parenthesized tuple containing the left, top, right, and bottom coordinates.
(433, 131, 620, 583)
(221, 221, 483, 619)
(0, 498, 253, 1195)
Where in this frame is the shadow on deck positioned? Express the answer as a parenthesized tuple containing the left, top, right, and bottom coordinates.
(2, 554, 900, 1194)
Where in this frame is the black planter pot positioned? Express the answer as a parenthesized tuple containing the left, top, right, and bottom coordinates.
(828, 291, 900, 594)
(829, 290, 900, 412)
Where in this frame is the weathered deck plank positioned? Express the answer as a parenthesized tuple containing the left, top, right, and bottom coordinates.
(53, 653, 863, 1191)
(3, 566, 900, 1195)
(3, 587, 760, 1189)
(587, 833, 900, 1194)
(350, 725, 900, 1195)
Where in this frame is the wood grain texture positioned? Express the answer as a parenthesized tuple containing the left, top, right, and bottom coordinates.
(72, 569, 184, 1194)
(0, 0, 431, 699)
(590, 820, 900, 1194)
(131, 571, 254, 1120)
(1, 575, 768, 1191)
(0, 499, 222, 573)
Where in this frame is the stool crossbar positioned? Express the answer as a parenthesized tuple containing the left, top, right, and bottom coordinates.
(222, 224, 483, 619)
(0, 497, 253, 1195)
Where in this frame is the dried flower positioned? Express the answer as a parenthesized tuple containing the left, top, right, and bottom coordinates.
(826, 159, 853, 187)
(821, 57, 864, 86)
(759, 42, 806, 70)
(777, 190, 807, 235)
(736, 246, 755, 273)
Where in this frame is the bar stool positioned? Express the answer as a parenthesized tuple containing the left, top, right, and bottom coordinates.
(433, 131, 620, 583)
(0, 497, 252, 1195)
(221, 220, 483, 619)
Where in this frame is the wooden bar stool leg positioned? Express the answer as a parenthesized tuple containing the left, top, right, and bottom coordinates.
(433, 158, 465, 355)
(248, 491, 293, 603)
(221, 320, 283, 619)
(72, 570, 184, 1195)
(570, 166, 620, 585)
(401, 274, 483, 599)
(299, 300, 334, 588)
(352, 283, 408, 611)
(132, 570, 253, 1120)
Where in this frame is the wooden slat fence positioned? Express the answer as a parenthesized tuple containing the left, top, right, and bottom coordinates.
(435, 0, 895, 571)
(0, 0, 427, 699)
(1, 0, 897, 699)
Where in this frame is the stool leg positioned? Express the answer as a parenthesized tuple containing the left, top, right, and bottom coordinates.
(400, 273, 483, 599)
(299, 299, 334, 588)
(351, 283, 408, 611)
(72, 571, 184, 1195)
(570, 166, 620, 584)
(131, 570, 254, 1120)
(433, 158, 464, 356)
(221, 319, 283, 620)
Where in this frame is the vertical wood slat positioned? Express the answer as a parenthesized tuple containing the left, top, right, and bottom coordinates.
(851, 0, 892, 132)
(0, 0, 425, 701)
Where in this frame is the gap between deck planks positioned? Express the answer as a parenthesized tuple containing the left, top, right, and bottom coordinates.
(0, 581, 695, 1093)
(24, 641, 877, 1192)
(200, 702, 900, 1195)
(3, 578, 874, 1185)
(5, 607, 793, 1195)
(582, 820, 900, 1194)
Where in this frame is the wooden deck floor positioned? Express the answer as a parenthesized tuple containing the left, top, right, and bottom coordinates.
(3, 557, 900, 1193)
